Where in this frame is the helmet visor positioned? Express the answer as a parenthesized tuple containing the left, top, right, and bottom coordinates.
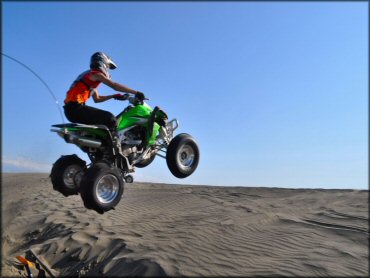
(105, 54, 117, 70)
(108, 60, 117, 70)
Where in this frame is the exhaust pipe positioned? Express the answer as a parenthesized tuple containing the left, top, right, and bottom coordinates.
(64, 134, 102, 148)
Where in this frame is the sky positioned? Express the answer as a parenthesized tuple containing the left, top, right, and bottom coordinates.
(2, 1, 368, 189)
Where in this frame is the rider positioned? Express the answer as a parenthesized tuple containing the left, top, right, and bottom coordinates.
(63, 52, 145, 147)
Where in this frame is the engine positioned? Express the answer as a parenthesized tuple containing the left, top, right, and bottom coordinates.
(120, 126, 144, 144)
(119, 126, 146, 157)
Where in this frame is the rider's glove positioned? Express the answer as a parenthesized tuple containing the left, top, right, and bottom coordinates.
(135, 91, 145, 101)
(113, 94, 129, 100)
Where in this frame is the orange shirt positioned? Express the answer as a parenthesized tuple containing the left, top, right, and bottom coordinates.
(64, 70, 102, 104)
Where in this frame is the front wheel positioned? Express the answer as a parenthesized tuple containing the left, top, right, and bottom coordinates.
(79, 163, 124, 214)
(50, 155, 86, 196)
(166, 133, 200, 178)
(135, 153, 156, 168)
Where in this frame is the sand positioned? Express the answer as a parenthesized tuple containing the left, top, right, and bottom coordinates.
(1, 173, 369, 277)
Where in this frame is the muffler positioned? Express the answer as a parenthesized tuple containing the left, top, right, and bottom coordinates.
(64, 134, 102, 148)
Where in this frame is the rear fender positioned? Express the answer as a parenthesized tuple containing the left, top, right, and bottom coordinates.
(51, 123, 110, 139)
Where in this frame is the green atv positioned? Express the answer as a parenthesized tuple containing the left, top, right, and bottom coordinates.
(50, 94, 200, 213)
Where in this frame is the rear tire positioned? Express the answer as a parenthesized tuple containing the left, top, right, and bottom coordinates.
(79, 163, 124, 214)
(166, 133, 200, 178)
(50, 155, 86, 196)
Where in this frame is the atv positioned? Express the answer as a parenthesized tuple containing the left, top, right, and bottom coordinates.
(50, 94, 200, 213)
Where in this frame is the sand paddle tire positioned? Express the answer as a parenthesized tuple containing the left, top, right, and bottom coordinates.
(79, 163, 124, 214)
(50, 154, 86, 197)
(166, 133, 200, 178)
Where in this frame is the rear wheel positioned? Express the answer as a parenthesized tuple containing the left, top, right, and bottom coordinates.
(79, 163, 124, 214)
(166, 133, 200, 178)
(50, 155, 86, 196)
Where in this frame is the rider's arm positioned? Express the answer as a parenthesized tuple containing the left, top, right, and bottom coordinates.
(90, 72, 139, 95)
(91, 90, 115, 103)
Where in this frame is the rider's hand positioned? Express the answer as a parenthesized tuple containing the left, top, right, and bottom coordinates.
(113, 93, 129, 100)
(135, 91, 145, 101)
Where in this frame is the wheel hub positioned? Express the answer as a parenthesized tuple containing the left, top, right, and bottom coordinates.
(96, 174, 120, 204)
(178, 144, 195, 170)
(63, 165, 82, 189)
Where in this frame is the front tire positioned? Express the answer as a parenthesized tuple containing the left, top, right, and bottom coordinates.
(135, 154, 156, 168)
(166, 133, 200, 178)
(79, 163, 124, 214)
(50, 155, 86, 196)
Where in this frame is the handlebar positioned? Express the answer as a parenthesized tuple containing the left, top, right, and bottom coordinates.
(129, 94, 149, 105)
(115, 93, 149, 104)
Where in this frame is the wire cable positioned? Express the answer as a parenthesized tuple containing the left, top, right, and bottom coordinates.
(1, 52, 65, 123)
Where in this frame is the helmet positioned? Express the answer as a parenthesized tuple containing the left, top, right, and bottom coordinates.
(90, 52, 117, 78)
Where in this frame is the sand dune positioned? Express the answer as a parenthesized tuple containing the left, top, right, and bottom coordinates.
(1, 173, 368, 277)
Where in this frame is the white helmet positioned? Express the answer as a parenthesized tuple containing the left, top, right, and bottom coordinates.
(90, 52, 117, 78)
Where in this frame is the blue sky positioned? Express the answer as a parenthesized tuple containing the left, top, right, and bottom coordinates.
(2, 2, 368, 189)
